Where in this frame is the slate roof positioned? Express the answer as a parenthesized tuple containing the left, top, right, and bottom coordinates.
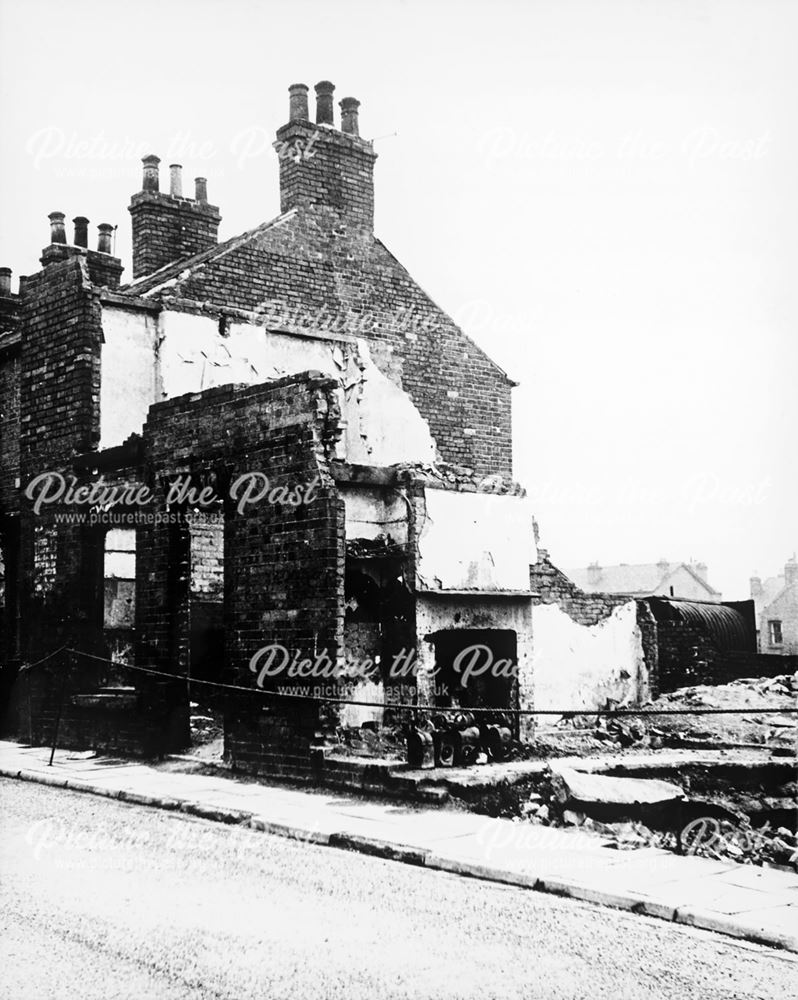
(566, 562, 721, 599)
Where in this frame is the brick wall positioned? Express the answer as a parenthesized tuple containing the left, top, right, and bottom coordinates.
(529, 550, 629, 625)
(190, 515, 224, 600)
(0, 347, 20, 516)
(15, 255, 106, 662)
(129, 192, 221, 279)
(276, 120, 377, 231)
(142, 207, 514, 479)
(139, 375, 346, 777)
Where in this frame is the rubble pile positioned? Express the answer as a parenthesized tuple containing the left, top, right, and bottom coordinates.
(640, 674, 798, 751)
(528, 673, 797, 755)
(517, 762, 798, 872)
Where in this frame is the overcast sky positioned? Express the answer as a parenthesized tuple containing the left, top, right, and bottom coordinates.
(1, 0, 795, 598)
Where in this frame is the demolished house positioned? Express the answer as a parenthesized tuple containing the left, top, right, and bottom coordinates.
(0, 82, 538, 774)
(0, 82, 779, 777)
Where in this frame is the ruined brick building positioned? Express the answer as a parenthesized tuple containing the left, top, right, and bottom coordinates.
(1, 82, 771, 776)
(0, 82, 538, 772)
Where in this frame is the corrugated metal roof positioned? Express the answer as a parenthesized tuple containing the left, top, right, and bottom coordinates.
(647, 597, 754, 651)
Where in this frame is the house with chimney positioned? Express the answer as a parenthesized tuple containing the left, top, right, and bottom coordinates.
(0, 81, 542, 772)
(750, 557, 798, 654)
(566, 559, 722, 602)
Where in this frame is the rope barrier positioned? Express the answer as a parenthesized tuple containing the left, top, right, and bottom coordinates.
(62, 647, 798, 718)
(16, 644, 68, 673)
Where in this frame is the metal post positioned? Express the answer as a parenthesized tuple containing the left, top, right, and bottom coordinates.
(48, 650, 70, 766)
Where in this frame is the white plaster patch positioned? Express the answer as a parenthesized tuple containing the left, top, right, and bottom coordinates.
(342, 487, 408, 545)
(531, 601, 646, 713)
(157, 313, 438, 467)
(343, 339, 437, 466)
(99, 307, 159, 448)
(417, 490, 537, 593)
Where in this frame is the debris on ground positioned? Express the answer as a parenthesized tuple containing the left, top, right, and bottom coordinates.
(517, 760, 798, 873)
(526, 673, 797, 757)
(638, 674, 797, 751)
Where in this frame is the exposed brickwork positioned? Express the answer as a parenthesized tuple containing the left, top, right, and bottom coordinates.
(276, 120, 376, 230)
(129, 192, 221, 279)
(11, 255, 107, 663)
(0, 344, 20, 516)
(189, 515, 224, 600)
(639, 598, 760, 693)
(529, 550, 629, 625)
(19, 254, 102, 469)
(137, 374, 346, 776)
(127, 206, 513, 478)
(3, 85, 522, 765)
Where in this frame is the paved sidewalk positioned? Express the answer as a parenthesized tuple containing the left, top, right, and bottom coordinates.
(1, 739, 796, 952)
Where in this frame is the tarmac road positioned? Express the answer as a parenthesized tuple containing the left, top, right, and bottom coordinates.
(1, 778, 795, 1000)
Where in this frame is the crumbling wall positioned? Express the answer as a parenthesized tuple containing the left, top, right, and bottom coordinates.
(531, 601, 647, 713)
(134, 206, 514, 478)
(529, 550, 630, 625)
(133, 309, 439, 467)
(139, 374, 346, 777)
(526, 551, 648, 715)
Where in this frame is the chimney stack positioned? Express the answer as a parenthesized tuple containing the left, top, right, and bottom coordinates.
(315, 81, 335, 124)
(142, 154, 161, 192)
(750, 575, 762, 598)
(339, 97, 360, 136)
(97, 224, 114, 254)
(0, 267, 11, 296)
(169, 164, 183, 197)
(785, 556, 798, 588)
(276, 80, 377, 231)
(288, 83, 309, 122)
(48, 212, 67, 244)
(129, 154, 221, 279)
(73, 216, 89, 248)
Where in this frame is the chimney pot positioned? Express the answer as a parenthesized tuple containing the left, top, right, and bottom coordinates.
(315, 81, 335, 125)
(288, 83, 310, 122)
(0, 267, 11, 296)
(97, 223, 114, 254)
(194, 177, 208, 202)
(587, 561, 602, 587)
(169, 164, 183, 197)
(142, 154, 161, 193)
(48, 211, 67, 244)
(73, 216, 89, 248)
(339, 97, 360, 136)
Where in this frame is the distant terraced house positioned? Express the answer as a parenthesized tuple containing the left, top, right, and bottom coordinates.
(565, 559, 722, 602)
